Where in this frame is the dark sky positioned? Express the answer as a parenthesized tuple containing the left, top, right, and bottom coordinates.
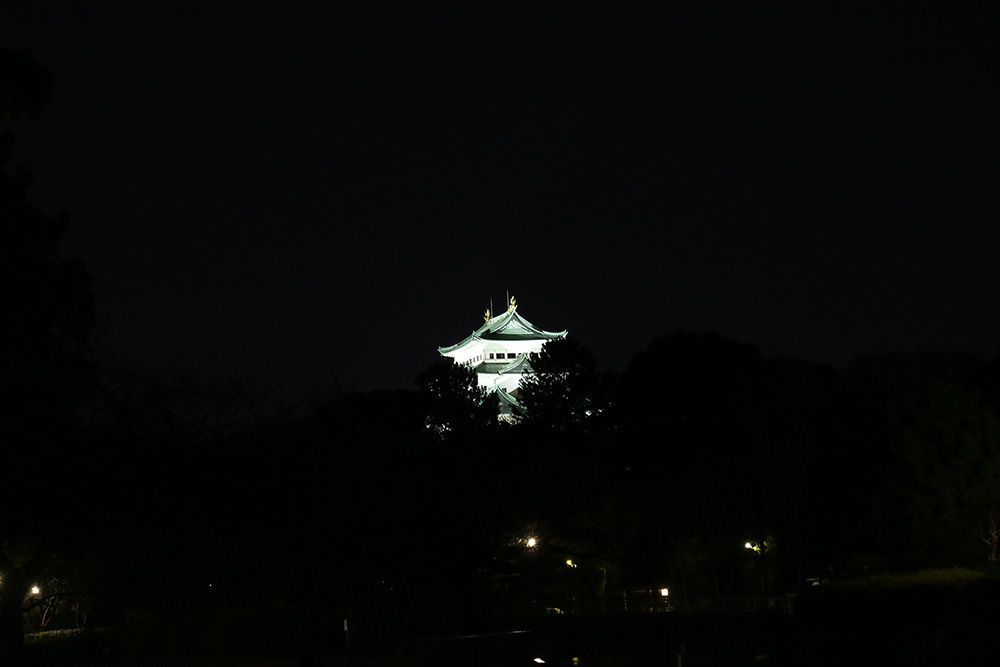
(3, 3, 995, 391)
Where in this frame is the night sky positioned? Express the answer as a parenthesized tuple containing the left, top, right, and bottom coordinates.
(3, 4, 994, 392)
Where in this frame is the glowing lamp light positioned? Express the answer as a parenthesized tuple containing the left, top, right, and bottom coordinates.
(660, 588, 669, 597)
(31, 586, 40, 595)
(533, 659, 546, 664)
(526, 537, 537, 548)
(745, 542, 753, 549)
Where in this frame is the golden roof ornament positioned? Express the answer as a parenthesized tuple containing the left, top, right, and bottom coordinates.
(508, 296, 517, 312)
(484, 308, 491, 322)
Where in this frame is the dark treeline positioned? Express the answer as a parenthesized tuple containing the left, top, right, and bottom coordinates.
(4, 47, 1000, 663)
(9, 332, 1000, 659)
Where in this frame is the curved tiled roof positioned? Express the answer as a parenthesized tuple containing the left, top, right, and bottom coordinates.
(472, 353, 534, 376)
(438, 309, 567, 356)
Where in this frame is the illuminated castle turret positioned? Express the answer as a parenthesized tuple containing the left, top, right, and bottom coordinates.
(437, 297, 567, 411)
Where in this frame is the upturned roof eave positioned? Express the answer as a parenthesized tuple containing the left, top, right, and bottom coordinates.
(481, 329, 568, 341)
(437, 332, 481, 356)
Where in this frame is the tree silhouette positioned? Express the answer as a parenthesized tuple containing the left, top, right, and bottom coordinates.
(748, 358, 842, 588)
(415, 359, 497, 439)
(839, 350, 1000, 569)
(877, 379, 1000, 566)
(611, 331, 763, 597)
(514, 336, 603, 432)
(1, 48, 96, 665)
